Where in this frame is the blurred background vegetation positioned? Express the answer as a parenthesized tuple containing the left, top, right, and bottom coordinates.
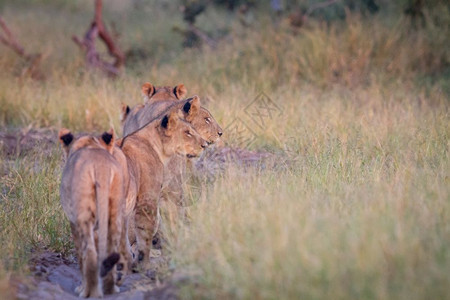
(0, 0, 447, 132)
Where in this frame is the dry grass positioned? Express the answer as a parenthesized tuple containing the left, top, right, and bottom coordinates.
(0, 148, 71, 271)
(0, 1, 449, 299)
(172, 89, 449, 299)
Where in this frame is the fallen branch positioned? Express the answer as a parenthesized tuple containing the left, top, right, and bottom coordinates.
(187, 24, 217, 49)
(177, 2, 218, 49)
(0, 16, 44, 80)
(305, 0, 340, 17)
(72, 0, 124, 77)
(0, 16, 25, 56)
(289, 0, 340, 29)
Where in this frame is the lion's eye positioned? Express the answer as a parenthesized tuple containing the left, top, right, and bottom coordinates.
(205, 117, 211, 124)
(186, 131, 192, 137)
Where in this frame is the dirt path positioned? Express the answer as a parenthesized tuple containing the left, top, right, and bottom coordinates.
(14, 251, 178, 300)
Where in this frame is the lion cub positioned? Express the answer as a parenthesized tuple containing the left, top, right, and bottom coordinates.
(121, 83, 222, 143)
(119, 110, 207, 267)
(120, 83, 222, 251)
(121, 85, 222, 211)
(59, 128, 124, 298)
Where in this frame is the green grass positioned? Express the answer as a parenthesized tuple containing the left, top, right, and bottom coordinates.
(0, 1, 449, 299)
(0, 147, 71, 271)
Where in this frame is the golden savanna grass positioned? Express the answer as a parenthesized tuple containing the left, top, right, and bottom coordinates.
(0, 1, 449, 299)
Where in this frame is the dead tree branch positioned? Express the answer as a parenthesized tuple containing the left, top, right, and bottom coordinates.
(187, 24, 218, 49)
(177, 2, 218, 49)
(0, 16, 44, 80)
(305, 0, 340, 17)
(0, 16, 25, 56)
(72, 0, 125, 77)
(289, 0, 340, 29)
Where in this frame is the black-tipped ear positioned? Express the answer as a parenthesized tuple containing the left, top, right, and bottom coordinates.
(142, 82, 156, 97)
(184, 96, 200, 120)
(101, 132, 113, 145)
(173, 86, 177, 97)
(58, 128, 73, 157)
(173, 84, 187, 99)
(161, 115, 169, 129)
(99, 128, 115, 154)
(60, 133, 74, 146)
(120, 104, 131, 124)
(183, 101, 191, 114)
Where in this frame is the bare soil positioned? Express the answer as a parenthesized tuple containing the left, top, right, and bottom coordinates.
(16, 251, 177, 300)
(12, 251, 179, 300)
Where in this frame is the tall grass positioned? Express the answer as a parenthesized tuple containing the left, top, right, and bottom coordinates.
(0, 147, 71, 271)
(171, 90, 449, 299)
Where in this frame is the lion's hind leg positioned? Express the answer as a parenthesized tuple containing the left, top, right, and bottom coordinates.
(104, 173, 125, 292)
(134, 203, 159, 270)
(71, 223, 87, 296)
(78, 220, 102, 298)
(118, 215, 134, 282)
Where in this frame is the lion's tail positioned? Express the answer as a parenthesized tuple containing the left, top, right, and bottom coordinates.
(95, 168, 120, 277)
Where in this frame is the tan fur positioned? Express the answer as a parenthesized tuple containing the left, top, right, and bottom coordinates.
(122, 95, 222, 143)
(119, 110, 207, 267)
(141, 82, 187, 103)
(121, 85, 222, 252)
(59, 129, 124, 298)
(109, 145, 135, 283)
(122, 98, 221, 210)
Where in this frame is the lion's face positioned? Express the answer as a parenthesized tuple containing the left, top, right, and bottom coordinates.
(177, 120, 208, 158)
(159, 111, 207, 158)
(189, 107, 223, 145)
(182, 96, 223, 145)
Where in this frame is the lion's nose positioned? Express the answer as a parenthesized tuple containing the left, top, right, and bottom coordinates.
(201, 143, 207, 149)
(218, 131, 223, 136)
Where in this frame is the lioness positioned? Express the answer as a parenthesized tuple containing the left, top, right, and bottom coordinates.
(59, 128, 124, 298)
(119, 110, 207, 267)
(121, 83, 222, 251)
(122, 83, 222, 143)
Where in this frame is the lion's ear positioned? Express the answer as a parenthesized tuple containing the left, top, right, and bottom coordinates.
(173, 84, 187, 99)
(142, 82, 156, 102)
(100, 128, 115, 154)
(59, 128, 74, 157)
(161, 111, 179, 133)
(182, 95, 201, 120)
(120, 103, 130, 124)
